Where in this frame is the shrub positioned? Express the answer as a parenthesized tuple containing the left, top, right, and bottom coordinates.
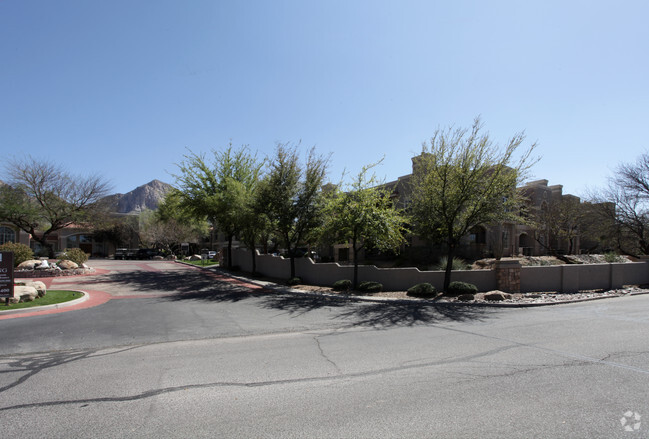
(60, 248, 89, 265)
(333, 279, 352, 291)
(445, 281, 478, 297)
(357, 281, 383, 293)
(286, 277, 302, 286)
(604, 252, 623, 263)
(434, 256, 470, 271)
(407, 283, 437, 298)
(0, 242, 34, 267)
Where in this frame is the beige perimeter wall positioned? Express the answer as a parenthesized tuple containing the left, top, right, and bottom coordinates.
(232, 249, 649, 293)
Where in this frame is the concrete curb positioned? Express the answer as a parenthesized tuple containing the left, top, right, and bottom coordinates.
(0, 290, 89, 316)
(197, 265, 649, 308)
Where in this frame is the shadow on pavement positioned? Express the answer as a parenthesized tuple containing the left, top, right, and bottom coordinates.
(86, 267, 496, 328)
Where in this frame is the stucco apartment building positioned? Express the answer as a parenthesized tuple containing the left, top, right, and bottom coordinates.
(332, 155, 583, 264)
(0, 223, 112, 257)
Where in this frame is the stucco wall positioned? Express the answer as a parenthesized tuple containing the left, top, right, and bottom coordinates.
(232, 249, 649, 293)
(232, 249, 496, 291)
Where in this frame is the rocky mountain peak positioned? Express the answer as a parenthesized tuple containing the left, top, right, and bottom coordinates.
(104, 180, 174, 214)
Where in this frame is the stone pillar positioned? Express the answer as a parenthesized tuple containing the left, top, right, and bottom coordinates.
(495, 259, 521, 293)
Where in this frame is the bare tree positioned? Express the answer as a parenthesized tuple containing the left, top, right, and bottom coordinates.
(0, 156, 112, 256)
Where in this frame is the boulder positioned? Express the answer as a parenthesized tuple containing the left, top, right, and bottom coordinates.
(17, 260, 42, 270)
(457, 294, 475, 302)
(152, 255, 164, 261)
(484, 291, 513, 302)
(15, 280, 47, 297)
(57, 260, 79, 270)
(35, 259, 50, 269)
(14, 285, 38, 302)
(188, 254, 202, 261)
(165, 255, 177, 261)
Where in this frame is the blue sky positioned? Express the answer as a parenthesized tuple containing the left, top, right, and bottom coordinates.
(1, 1, 647, 196)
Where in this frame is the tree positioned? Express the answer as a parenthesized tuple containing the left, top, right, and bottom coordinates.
(0, 156, 111, 256)
(260, 143, 329, 279)
(409, 118, 537, 291)
(321, 161, 407, 289)
(531, 196, 584, 256)
(238, 179, 273, 274)
(174, 145, 263, 268)
(589, 153, 649, 255)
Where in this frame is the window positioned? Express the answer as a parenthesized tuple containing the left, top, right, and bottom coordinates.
(469, 226, 486, 244)
(0, 226, 16, 245)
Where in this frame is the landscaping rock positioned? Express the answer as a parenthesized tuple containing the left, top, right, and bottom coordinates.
(484, 291, 513, 301)
(458, 293, 475, 302)
(17, 260, 42, 270)
(35, 260, 50, 269)
(15, 280, 47, 297)
(188, 254, 202, 261)
(57, 260, 79, 270)
(14, 285, 38, 302)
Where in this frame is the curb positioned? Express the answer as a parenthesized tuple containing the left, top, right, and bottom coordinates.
(0, 291, 89, 316)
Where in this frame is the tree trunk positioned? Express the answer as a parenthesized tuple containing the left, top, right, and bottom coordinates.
(227, 235, 233, 269)
(251, 241, 257, 274)
(290, 253, 296, 279)
(352, 237, 359, 290)
(444, 244, 456, 292)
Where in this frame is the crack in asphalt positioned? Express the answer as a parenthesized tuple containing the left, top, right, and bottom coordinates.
(313, 335, 342, 374)
(0, 343, 522, 412)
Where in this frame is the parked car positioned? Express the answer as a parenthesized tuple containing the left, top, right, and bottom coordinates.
(126, 249, 139, 260)
(136, 248, 160, 260)
(114, 248, 128, 260)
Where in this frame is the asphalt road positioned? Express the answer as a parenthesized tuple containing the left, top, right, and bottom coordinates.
(1, 260, 648, 438)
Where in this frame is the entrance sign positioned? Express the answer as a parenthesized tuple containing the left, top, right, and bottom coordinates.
(0, 252, 14, 299)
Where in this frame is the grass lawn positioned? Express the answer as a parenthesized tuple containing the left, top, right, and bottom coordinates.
(1, 290, 83, 311)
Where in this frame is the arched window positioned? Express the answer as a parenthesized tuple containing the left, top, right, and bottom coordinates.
(0, 226, 16, 245)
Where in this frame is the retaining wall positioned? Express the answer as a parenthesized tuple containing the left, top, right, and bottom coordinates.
(231, 249, 649, 293)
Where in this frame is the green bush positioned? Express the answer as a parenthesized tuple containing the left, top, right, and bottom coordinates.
(333, 279, 352, 291)
(60, 248, 89, 265)
(286, 277, 302, 286)
(445, 281, 478, 297)
(0, 242, 34, 267)
(434, 256, 470, 271)
(407, 283, 438, 298)
(604, 252, 623, 263)
(357, 281, 383, 293)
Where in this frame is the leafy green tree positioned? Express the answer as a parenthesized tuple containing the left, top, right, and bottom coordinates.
(259, 143, 329, 279)
(409, 118, 537, 291)
(238, 179, 273, 274)
(321, 161, 407, 289)
(174, 145, 263, 268)
(0, 156, 111, 256)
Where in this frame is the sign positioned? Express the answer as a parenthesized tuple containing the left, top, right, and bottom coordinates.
(0, 252, 14, 299)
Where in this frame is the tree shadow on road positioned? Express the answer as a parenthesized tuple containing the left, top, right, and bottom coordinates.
(257, 293, 495, 328)
(83, 267, 497, 328)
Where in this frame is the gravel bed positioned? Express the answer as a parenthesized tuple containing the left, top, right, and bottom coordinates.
(292, 284, 649, 305)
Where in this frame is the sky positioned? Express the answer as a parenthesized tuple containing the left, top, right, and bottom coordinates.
(1, 0, 648, 197)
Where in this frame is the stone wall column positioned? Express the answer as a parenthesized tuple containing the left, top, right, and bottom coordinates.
(495, 259, 521, 293)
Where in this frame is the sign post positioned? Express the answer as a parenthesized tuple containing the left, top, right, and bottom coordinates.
(0, 252, 14, 306)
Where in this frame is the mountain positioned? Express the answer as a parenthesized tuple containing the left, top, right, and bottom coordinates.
(103, 180, 174, 214)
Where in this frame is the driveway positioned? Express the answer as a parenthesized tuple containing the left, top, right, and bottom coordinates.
(1, 260, 648, 438)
